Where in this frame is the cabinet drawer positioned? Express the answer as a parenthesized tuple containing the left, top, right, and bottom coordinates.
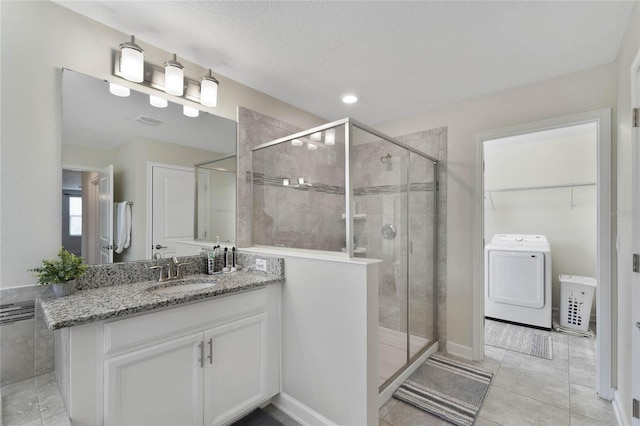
(103, 288, 267, 355)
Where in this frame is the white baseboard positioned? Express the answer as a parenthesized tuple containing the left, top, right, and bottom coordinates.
(378, 342, 439, 408)
(612, 389, 630, 426)
(271, 392, 337, 426)
(447, 341, 473, 360)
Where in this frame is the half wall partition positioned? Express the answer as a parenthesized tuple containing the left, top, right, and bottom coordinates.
(251, 118, 438, 390)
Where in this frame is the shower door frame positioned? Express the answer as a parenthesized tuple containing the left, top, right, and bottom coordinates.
(250, 118, 440, 393)
(348, 120, 439, 392)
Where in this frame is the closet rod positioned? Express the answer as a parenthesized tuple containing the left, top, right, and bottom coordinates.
(485, 182, 596, 193)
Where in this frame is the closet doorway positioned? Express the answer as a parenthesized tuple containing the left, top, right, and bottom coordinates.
(472, 109, 613, 400)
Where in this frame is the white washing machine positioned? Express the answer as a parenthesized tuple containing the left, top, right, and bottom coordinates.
(485, 234, 552, 329)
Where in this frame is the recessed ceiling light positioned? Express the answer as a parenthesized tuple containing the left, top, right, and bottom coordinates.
(342, 94, 358, 104)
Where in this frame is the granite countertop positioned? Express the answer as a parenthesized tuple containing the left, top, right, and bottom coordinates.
(38, 270, 283, 330)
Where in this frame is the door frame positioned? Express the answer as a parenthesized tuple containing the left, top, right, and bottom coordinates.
(146, 162, 196, 259)
(472, 108, 613, 400)
(630, 48, 640, 426)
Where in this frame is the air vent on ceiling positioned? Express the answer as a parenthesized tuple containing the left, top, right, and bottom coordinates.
(136, 115, 163, 126)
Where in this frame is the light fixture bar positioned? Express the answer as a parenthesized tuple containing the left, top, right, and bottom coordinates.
(113, 51, 220, 106)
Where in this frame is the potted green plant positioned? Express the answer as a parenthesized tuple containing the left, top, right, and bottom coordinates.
(30, 247, 87, 298)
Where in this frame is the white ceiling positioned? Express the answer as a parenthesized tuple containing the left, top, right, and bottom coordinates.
(56, 1, 634, 125)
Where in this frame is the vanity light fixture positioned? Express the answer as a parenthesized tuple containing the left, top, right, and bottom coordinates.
(310, 132, 322, 141)
(113, 38, 223, 115)
(307, 143, 318, 151)
(283, 178, 290, 186)
(149, 95, 168, 108)
(109, 82, 130, 97)
(183, 105, 199, 118)
(298, 177, 305, 185)
(291, 139, 303, 146)
(119, 35, 144, 83)
(325, 128, 336, 145)
(164, 54, 185, 96)
(200, 70, 219, 107)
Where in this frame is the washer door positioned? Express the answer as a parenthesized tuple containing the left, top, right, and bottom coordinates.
(488, 250, 545, 309)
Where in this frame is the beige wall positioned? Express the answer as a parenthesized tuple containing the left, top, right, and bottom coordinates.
(614, 1, 639, 422)
(376, 63, 617, 354)
(0, 1, 323, 288)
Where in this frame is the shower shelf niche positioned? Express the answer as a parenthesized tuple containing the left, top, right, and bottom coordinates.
(342, 247, 368, 254)
(341, 213, 367, 220)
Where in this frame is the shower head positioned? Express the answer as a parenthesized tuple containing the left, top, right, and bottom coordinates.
(380, 153, 392, 164)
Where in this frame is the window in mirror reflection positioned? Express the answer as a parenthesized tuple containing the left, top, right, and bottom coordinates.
(69, 196, 82, 237)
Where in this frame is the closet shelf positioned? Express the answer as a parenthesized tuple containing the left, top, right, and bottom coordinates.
(485, 182, 596, 210)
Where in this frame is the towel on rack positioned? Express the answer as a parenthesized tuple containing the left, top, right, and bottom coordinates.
(114, 202, 131, 254)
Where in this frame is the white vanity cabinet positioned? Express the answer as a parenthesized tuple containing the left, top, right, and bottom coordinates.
(61, 285, 280, 426)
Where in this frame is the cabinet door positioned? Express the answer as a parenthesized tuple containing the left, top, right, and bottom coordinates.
(204, 313, 268, 426)
(104, 333, 204, 426)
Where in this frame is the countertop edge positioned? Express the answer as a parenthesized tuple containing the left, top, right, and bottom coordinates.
(40, 276, 284, 331)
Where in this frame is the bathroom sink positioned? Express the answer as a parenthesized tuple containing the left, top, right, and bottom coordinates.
(148, 277, 218, 295)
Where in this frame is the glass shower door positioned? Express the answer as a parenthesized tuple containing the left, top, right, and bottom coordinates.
(408, 152, 437, 358)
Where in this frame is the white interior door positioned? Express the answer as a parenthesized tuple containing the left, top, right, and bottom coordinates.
(99, 164, 114, 264)
(151, 164, 195, 259)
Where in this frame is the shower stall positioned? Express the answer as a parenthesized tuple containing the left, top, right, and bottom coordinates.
(250, 118, 438, 391)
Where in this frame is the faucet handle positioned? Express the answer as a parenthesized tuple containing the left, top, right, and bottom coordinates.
(176, 261, 193, 279)
(148, 265, 165, 282)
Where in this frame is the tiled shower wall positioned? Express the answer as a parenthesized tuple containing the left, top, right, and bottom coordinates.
(238, 106, 447, 347)
(251, 128, 346, 251)
(0, 286, 54, 386)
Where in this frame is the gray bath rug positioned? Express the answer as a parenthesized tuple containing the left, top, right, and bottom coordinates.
(393, 354, 493, 426)
(485, 321, 553, 359)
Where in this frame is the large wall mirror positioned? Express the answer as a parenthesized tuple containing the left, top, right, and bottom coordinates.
(62, 69, 237, 265)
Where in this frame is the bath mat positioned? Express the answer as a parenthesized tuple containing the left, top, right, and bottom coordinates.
(393, 354, 493, 426)
(230, 408, 283, 426)
(485, 321, 553, 359)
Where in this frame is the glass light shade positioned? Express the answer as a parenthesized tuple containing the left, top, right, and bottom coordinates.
(307, 143, 318, 151)
(183, 105, 199, 117)
(298, 177, 305, 185)
(310, 132, 322, 141)
(291, 139, 303, 146)
(165, 65, 184, 96)
(119, 36, 144, 83)
(109, 83, 130, 97)
(200, 77, 218, 107)
(149, 95, 168, 108)
(283, 179, 290, 186)
(164, 54, 185, 96)
(120, 47, 144, 82)
(325, 128, 335, 145)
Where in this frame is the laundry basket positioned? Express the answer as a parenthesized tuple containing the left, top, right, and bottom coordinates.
(559, 275, 596, 332)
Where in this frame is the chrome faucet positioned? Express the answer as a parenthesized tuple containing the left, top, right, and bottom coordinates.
(149, 256, 193, 282)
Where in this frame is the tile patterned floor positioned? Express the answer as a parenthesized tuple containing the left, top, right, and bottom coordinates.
(1, 372, 70, 426)
(2, 320, 614, 426)
(379, 320, 616, 426)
